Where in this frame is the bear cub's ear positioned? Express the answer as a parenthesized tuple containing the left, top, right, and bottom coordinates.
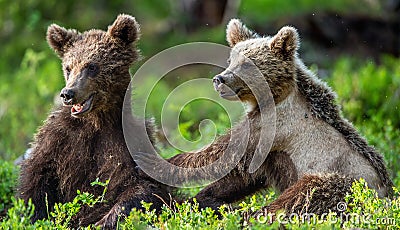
(226, 19, 256, 47)
(269, 26, 299, 59)
(47, 24, 79, 57)
(108, 14, 140, 45)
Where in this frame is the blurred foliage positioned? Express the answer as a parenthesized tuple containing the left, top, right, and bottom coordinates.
(239, 0, 379, 24)
(0, 0, 399, 228)
(0, 160, 18, 215)
(0, 49, 62, 160)
(329, 56, 400, 127)
(327, 56, 400, 178)
(0, 0, 389, 160)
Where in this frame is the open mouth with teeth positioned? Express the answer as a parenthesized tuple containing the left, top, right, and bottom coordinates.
(71, 95, 94, 117)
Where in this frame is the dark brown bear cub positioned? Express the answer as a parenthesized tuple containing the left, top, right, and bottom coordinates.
(18, 14, 169, 228)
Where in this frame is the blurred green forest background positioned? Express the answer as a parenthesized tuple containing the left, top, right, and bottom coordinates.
(0, 0, 399, 166)
(0, 0, 398, 160)
(0, 0, 399, 228)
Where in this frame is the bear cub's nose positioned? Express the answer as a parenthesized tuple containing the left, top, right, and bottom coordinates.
(60, 88, 75, 105)
(213, 75, 225, 85)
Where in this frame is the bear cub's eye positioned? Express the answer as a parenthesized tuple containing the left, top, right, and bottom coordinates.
(65, 66, 71, 78)
(86, 63, 99, 77)
(241, 61, 253, 70)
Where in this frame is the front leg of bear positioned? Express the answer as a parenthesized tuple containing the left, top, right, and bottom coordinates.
(95, 182, 168, 228)
(18, 116, 67, 221)
(167, 146, 297, 210)
(19, 156, 60, 221)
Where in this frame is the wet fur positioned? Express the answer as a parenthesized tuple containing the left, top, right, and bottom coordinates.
(168, 19, 393, 214)
(18, 14, 170, 229)
(253, 173, 353, 217)
(169, 110, 299, 209)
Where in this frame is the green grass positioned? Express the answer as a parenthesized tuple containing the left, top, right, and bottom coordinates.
(1, 178, 399, 229)
(0, 160, 18, 215)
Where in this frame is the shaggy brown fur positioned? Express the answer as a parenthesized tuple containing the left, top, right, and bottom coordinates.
(18, 14, 170, 229)
(167, 19, 393, 214)
(254, 174, 353, 217)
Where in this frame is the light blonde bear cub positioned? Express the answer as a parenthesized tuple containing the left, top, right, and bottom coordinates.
(167, 19, 393, 215)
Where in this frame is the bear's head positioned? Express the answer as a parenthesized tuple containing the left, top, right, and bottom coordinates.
(47, 14, 140, 118)
(213, 19, 299, 108)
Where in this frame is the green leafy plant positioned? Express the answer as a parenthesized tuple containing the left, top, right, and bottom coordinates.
(343, 179, 400, 229)
(50, 178, 109, 228)
(0, 178, 109, 229)
(0, 160, 18, 215)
